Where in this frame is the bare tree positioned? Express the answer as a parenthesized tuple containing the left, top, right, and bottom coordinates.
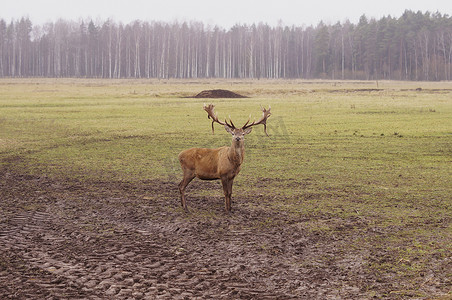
(1, 11, 451, 80)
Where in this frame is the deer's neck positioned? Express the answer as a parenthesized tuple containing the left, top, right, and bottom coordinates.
(229, 140, 245, 166)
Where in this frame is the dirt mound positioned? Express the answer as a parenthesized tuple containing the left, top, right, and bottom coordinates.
(194, 89, 247, 98)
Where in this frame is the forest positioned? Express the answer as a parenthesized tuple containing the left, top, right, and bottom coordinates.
(1, 10, 451, 80)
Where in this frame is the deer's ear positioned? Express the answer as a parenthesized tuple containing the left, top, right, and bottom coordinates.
(224, 124, 234, 135)
(243, 127, 253, 135)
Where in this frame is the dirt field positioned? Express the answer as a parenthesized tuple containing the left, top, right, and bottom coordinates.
(0, 79, 450, 299)
(0, 166, 449, 299)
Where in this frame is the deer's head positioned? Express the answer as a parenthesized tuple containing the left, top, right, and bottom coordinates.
(224, 125, 253, 143)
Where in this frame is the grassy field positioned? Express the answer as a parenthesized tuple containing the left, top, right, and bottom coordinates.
(0, 78, 451, 298)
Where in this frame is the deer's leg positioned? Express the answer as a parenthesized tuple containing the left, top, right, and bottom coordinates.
(179, 169, 195, 211)
(221, 177, 234, 212)
(227, 178, 234, 212)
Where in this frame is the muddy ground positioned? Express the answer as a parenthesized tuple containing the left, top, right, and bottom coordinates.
(0, 169, 449, 299)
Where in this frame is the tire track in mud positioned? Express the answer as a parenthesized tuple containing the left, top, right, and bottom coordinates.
(0, 210, 95, 298)
(0, 171, 366, 299)
(0, 206, 303, 299)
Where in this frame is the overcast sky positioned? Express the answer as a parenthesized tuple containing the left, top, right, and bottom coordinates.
(3, 0, 452, 28)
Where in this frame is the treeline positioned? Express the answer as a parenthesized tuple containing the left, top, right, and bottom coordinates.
(1, 10, 452, 80)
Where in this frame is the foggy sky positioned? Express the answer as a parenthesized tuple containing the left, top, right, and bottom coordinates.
(3, 0, 452, 28)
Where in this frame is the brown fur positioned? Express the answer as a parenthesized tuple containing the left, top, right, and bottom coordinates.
(178, 129, 247, 212)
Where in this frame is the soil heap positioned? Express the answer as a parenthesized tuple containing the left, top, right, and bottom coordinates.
(193, 89, 247, 98)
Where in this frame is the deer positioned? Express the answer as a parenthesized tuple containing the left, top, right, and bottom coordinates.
(178, 104, 271, 212)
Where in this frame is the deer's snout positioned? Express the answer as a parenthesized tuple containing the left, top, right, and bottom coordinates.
(235, 136, 242, 141)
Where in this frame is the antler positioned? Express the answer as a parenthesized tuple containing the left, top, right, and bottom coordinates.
(242, 106, 272, 136)
(204, 104, 271, 135)
(203, 104, 235, 134)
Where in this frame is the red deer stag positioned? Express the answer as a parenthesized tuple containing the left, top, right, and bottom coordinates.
(178, 104, 271, 212)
